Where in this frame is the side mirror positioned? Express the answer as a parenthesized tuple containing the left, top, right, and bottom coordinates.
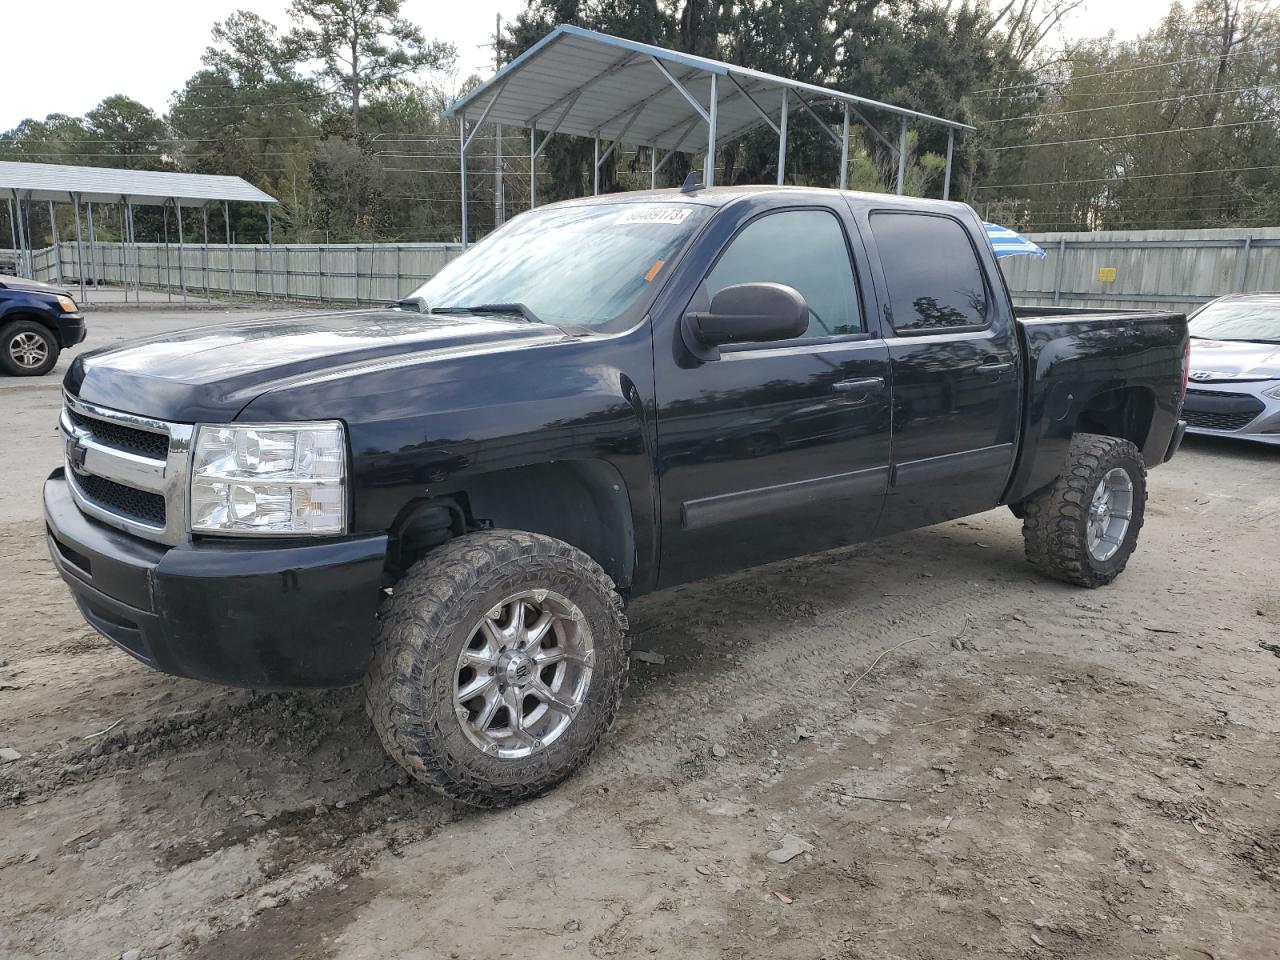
(683, 282, 808, 360)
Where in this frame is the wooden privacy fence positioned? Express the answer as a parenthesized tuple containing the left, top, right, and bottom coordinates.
(20, 226, 1280, 313)
(1000, 227, 1280, 313)
(31, 241, 464, 305)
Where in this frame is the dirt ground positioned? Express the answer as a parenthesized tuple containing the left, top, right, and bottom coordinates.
(1, 310, 1278, 960)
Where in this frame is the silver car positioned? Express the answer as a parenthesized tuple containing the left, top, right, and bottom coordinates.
(1183, 293, 1280, 446)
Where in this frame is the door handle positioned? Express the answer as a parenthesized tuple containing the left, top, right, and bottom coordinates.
(975, 361, 1013, 376)
(832, 377, 885, 394)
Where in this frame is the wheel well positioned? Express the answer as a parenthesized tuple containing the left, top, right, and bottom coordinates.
(388, 460, 636, 590)
(1, 311, 57, 334)
(1074, 387, 1154, 450)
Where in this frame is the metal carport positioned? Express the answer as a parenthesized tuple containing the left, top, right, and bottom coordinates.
(446, 25, 975, 246)
(0, 161, 277, 304)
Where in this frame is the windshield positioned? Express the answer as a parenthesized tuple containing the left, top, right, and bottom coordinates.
(1189, 300, 1280, 343)
(411, 202, 711, 331)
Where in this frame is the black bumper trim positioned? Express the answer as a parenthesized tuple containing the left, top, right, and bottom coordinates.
(1164, 419, 1186, 462)
(45, 469, 388, 688)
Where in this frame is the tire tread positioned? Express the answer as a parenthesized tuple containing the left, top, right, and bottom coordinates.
(1021, 433, 1147, 588)
(364, 529, 627, 808)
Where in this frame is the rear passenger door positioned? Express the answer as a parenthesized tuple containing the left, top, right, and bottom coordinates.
(861, 209, 1022, 531)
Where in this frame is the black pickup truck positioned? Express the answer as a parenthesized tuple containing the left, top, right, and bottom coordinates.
(44, 187, 1188, 806)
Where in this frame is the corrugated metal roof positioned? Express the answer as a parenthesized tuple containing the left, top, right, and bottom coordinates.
(0, 161, 276, 206)
(446, 25, 973, 154)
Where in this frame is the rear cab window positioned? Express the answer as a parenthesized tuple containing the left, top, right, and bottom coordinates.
(869, 212, 989, 333)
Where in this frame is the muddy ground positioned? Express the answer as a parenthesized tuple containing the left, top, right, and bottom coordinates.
(1, 310, 1278, 960)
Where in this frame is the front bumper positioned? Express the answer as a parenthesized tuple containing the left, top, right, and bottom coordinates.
(57, 314, 87, 347)
(1182, 383, 1280, 446)
(44, 469, 387, 688)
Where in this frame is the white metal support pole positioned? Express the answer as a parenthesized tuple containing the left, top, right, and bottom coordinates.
(495, 123, 503, 227)
(175, 199, 187, 306)
(125, 199, 137, 302)
(71, 193, 86, 304)
(840, 105, 850, 190)
(86, 201, 99, 290)
(14, 194, 26, 278)
(896, 119, 907, 195)
(224, 200, 234, 300)
(266, 205, 274, 299)
(202, 206, 210, 294)
(459, 114, 468, 248)
(13, 191, 29, 279)
(705, 74, 718, 187)
(162, 204, 172, 302)
(529, 126, 536, 209)
(776, 93, 788, 186)
(48, 201, 63, 284)
(455, 84, 504, 246)
(593, 134, 600, 195)
(5, 197, 15, 267)
(650, 144, 656, 189)
(943, 129, 954, 201)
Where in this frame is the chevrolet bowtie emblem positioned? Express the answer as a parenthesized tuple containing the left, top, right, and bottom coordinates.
(66, 434, 89, 475)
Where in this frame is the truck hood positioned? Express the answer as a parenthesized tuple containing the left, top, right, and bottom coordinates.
(65, 308, 567, 422)
(0, 273, 73, 299)
(1189, 337, 1280, 383)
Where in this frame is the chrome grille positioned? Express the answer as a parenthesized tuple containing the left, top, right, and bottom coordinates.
(75, 474, 167, 526)
(66, 408, 170, 459)
(1183, 409, 1259, 432)
(60, 393, 194, 546)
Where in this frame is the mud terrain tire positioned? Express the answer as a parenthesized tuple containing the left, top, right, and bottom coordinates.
(365, 530, 628, 808)
(1022, 432, 1147, 588)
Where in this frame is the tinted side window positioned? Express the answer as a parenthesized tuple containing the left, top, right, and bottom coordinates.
(704, 209, 862, 338)
(870, 213, 988, 332)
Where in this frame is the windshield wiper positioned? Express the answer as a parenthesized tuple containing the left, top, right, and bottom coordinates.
(432, 302, 544, 325)
(389, 296, 429, 313)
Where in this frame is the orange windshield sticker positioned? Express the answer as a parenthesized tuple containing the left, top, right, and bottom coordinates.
(644, 259, 666, 282)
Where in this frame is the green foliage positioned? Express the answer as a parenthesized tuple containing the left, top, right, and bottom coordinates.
(978, 0, 1280, 230)
(287, 0, 456, 134)
(3, 0, 1276, 245)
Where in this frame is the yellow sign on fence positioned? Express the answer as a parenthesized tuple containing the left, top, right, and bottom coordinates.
(1097, 266, 1117, 283)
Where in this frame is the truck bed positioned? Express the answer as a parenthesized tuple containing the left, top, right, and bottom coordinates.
(1003, 308, 1188, 505)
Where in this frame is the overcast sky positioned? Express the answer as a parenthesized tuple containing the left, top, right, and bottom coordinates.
(2, 0, 1177, 131)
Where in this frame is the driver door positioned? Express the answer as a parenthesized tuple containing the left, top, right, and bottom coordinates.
(652, 204, 892, 587)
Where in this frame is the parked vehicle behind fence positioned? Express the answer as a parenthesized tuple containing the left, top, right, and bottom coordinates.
(44, 186, 1189, 807)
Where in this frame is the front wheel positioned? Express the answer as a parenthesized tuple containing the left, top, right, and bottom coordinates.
(365, 530, 628, 808)
(0, 320, 59, 376)
(1021, 433, 1147, 588)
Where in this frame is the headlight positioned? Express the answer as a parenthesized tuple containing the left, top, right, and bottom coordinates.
(190, 422, 347, 536)
(1263, 383, 1280, 400)
(55, 294, 78, 313)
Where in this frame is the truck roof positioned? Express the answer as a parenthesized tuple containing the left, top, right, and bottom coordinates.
(541, 184, 972, 216)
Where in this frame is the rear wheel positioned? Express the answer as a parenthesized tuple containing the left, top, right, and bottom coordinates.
(1022, 433, 1147, 588)
(365, 530, 628, 808)
(0, 320, 59, 376)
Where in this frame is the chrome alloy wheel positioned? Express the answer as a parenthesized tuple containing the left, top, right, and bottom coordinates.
(453, 590, 595, 759)
(1087, 467, 1133, 562)
(8, 331, 49, 369)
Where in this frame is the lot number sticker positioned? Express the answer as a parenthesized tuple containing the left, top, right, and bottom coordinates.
(618, 207, 693, 225)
